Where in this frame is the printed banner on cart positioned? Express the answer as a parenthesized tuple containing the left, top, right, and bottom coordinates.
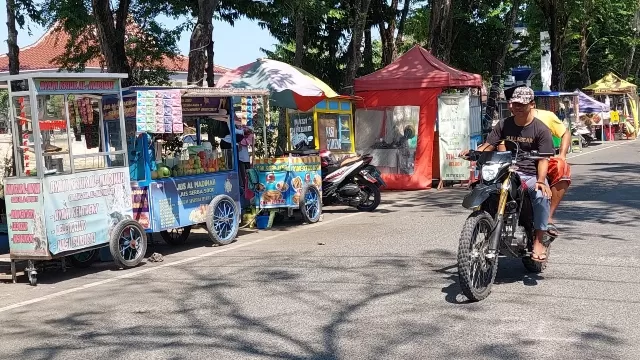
(131, 186, 151, 229)
(35, 79, 120, 94)
(4, 179, 48, 258)
(253, 158, 322, 209)
(438, 94, 471, 181)
(43, 168, 133, 255)
(148, 172, 239, 232)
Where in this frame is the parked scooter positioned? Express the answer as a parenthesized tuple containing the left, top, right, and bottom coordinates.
(571, 123, 595, 147)
(319, 149, 384, 211)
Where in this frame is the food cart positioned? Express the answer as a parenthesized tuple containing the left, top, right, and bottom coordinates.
(100, 87, 268, 247)
(0, 72, 143, 285)
(249, 151, 322, 226)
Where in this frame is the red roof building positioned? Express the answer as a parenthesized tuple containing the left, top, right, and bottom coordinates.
(0, 25, 231, 85)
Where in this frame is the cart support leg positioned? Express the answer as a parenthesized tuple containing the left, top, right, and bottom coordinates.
(11, 260, 16, 283)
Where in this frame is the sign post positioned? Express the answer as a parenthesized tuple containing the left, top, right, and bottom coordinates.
(438, 94, 471, 189)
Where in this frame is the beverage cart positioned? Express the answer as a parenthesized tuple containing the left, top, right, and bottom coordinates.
(0, 72, 144, 285)
(100, 87, 267, 247)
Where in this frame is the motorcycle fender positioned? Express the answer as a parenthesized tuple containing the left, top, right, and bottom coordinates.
(462, 183, 500, 209)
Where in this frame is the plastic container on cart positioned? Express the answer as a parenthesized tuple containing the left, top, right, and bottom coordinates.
(256, 215, 270, 229)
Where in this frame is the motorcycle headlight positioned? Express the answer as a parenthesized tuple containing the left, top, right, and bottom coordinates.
(481, 163, 502, 182)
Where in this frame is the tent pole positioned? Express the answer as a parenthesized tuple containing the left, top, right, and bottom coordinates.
(263, 95, 268, 157)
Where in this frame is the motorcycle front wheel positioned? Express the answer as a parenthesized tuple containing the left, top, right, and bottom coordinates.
(457, 210, 499, 302)
(356, 181, 381, 212)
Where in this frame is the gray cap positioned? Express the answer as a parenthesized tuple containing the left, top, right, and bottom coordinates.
(510, 86, 535, 104)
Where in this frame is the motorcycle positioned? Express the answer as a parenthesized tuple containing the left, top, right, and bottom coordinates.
(457, 144, 556, 301)
(319, 149, 385, 211)
(571, 123, 595, 147)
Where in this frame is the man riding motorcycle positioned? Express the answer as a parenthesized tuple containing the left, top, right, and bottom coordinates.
(463, 87, 554, 262)
(503, 85, 571, 237)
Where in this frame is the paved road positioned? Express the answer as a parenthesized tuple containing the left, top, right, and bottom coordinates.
(1, 140, 640, 359)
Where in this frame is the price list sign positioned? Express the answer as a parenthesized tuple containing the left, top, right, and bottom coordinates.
(4, 180, 47, 258)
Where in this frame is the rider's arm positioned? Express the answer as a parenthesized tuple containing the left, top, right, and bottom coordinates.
(559, 129, 571, 158)
(479, 120, 503, 151)
(536, 125, 555, 184)
(544, 113, 570, 158)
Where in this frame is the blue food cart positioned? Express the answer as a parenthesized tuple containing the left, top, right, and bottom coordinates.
(99, 87, 271, 248)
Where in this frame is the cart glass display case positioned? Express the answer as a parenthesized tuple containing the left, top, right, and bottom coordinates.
(1, 73, 133, 264)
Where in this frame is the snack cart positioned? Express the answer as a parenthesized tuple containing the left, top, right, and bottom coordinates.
(100, 87, 265, 247)
(249, 150, 323, 226)
(0, 73, 144, 285)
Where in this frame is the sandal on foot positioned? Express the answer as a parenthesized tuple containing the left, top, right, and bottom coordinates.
(531, 251, 548, 262)
(547, 223, 560, 237)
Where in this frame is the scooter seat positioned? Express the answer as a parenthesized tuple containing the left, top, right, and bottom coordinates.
(340, 156, 360, 167)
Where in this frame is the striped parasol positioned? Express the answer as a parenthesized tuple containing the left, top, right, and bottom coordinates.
(216, 58, 339, 111)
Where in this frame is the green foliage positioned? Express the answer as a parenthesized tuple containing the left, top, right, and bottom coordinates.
(8, 0, 640, 92)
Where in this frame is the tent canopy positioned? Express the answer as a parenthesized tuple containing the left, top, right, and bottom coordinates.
(578, 90, 609, 113)
(354, 45, 482, 92)
(584, 72, 637, 94)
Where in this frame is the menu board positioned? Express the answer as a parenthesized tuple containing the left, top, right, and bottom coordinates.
(182, 97, 222, 115)
(43, 168, 134, 255)
(4, 179, 48, 258)
(135, 90, 183, 133)
(289, 112, 314, 148)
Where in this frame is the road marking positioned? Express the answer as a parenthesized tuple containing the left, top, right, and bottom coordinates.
(567, 140, 635, 159)
(0, 209, 372, 314)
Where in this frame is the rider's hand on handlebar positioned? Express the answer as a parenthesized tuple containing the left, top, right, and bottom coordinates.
(458, 149, 470, 158)
(535, 182, 552, 199)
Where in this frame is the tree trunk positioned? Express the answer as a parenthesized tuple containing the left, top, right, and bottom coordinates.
(343, 0, 373, 94)
(579, 22, 591, 86)
(537, 0, 568, 90)
(485, 0, 521, 123)
(205, 35, 215, 87)
(623, 5, 640, 78)
(394, 0, 411, 54)
(363, 26, 374, 74)
(6, 0, 19, 75)
(293, 7, 305, 67)
(187, 0, 218, 86)
(92, 0, 131, 85)
(380, 0, 398, 66)
(428, 0, 453, 62)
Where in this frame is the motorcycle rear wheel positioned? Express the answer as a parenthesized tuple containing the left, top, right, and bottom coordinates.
(457, 210, 499, 302)
(356, 181, 381, 212)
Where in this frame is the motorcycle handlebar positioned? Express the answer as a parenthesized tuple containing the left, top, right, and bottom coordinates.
(459, 150, 555, 161)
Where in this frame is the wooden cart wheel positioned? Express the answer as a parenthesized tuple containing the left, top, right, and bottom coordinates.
(160, 226, 192, 246)
(299, 184, 322, 224)
(206, 195, 239, 246)
(109, 220, 147, 269)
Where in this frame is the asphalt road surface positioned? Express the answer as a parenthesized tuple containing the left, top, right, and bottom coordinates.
(1, 140, 639, 360)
